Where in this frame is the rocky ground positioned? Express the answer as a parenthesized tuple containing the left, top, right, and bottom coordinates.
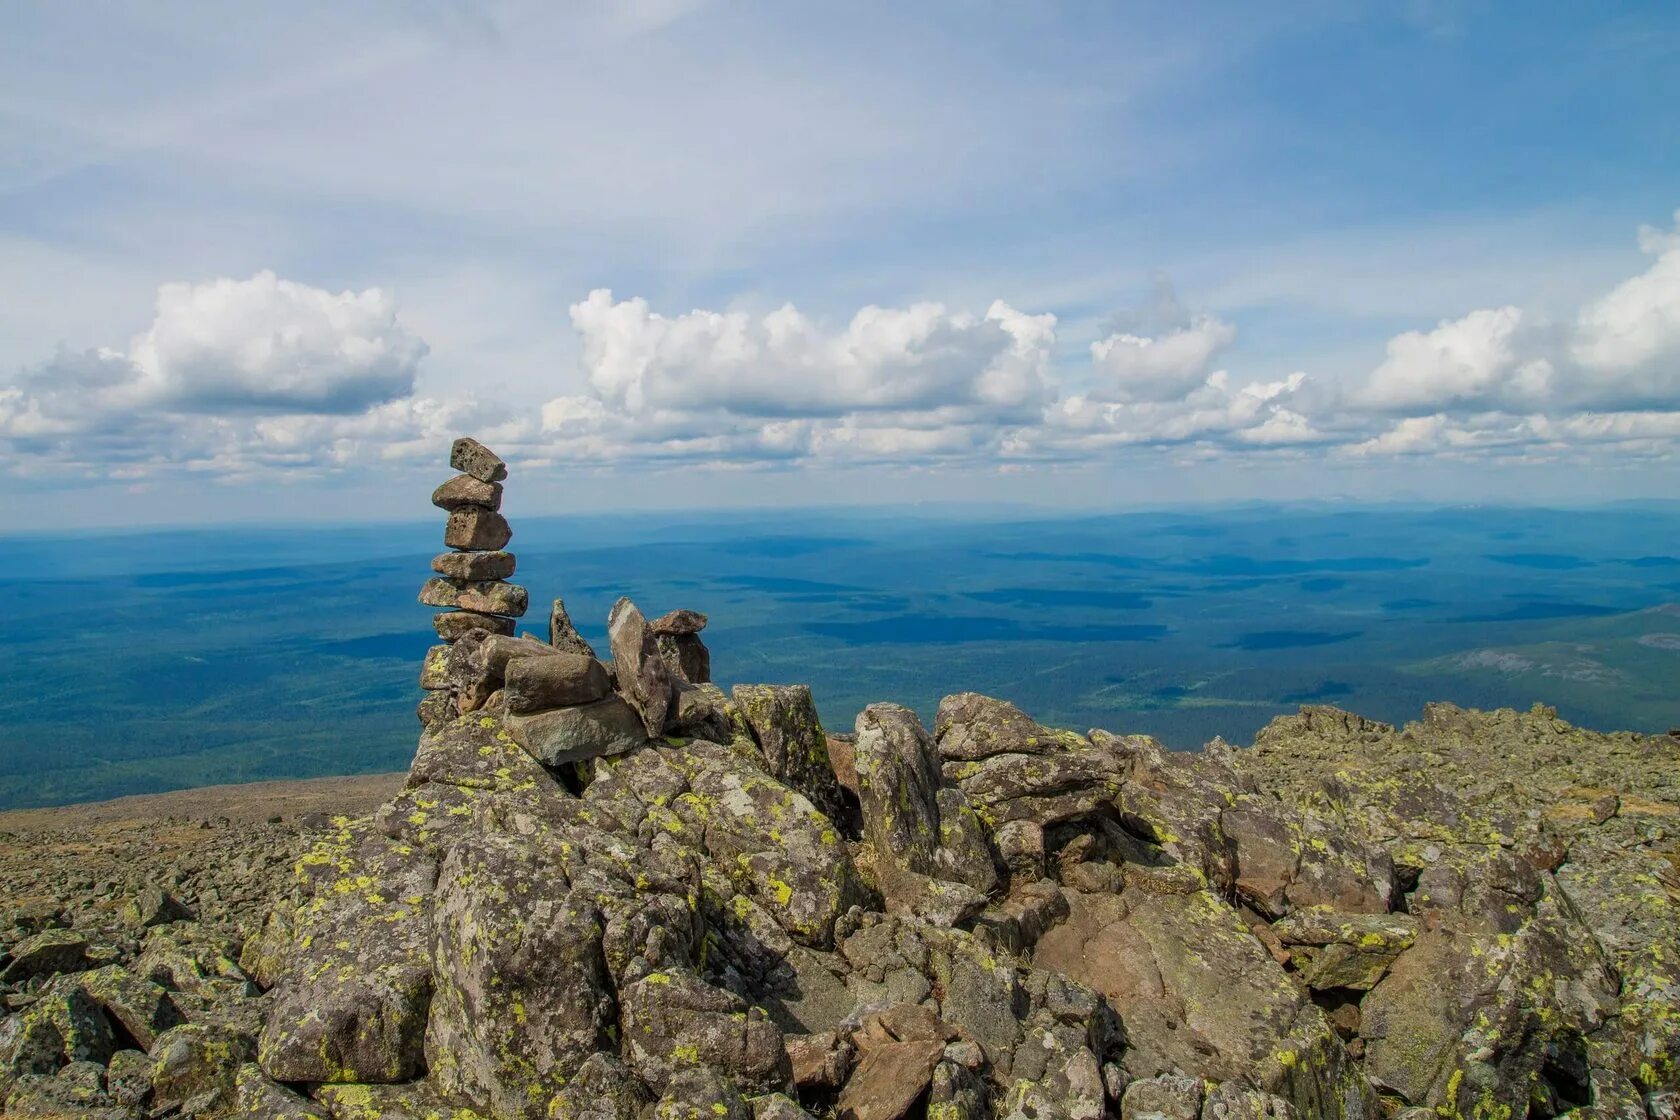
(1, 694, 1676, 1120)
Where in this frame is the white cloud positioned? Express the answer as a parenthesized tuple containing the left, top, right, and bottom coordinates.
(1089, 313, 1236, 402)
(1358, 212, 1680, 418)
(130, 271, 426, 413)
(1571, 211, 1680, 405)
(1359, 306, 1553, 414)
(0, 272, 436, 477)
(6, 212, 1680, 486)
(568, 289, 1055, 419)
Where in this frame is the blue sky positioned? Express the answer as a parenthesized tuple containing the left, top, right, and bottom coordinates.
(1, 1, 1678, 526)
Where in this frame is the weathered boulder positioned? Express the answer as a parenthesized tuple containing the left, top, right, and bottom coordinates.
(479, 633, 557, 673)
(608, 597, 675, 736)
(125, 885, 193, 928)
(435, 629, 499, 712)
(619, 967, 789, 1094)
(433, 609, 514, 640)
(256, 821, 437, 1084)
(0, 928, 89, 982)
(450, 436, 507, 482)
(313, 1079, 489, 1119)
(657, 632, 712, 685)
(655, 1066, 752, 1120)
(148, 1021, 254, 1114)
(431, 548, 515, 580)
(600, 738, 867, 948)
(854, 704, 998, 913)
(431, 473, 503, 512)
(444, 506, 513, 551)
(0, 982, 116, 1081)
(503, 651, 612, 712)
(548, 1052, 652, 1120)
(506, 696, 648, 767)
(73, 965, 183, 1051)
(1271, 910, 1417, 991)
(1359, 893, 1618, 1117)
(233, 1063, 331, 1118)
(550, 598, 598, 657)
(424, 831, 617, 1118)
(418, 576, 528, 617)
(1034, 888, 1371, 1118)
(732, 684, 849, 827)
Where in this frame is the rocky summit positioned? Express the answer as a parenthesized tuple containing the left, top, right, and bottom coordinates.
(3, 443, 1678, 1120)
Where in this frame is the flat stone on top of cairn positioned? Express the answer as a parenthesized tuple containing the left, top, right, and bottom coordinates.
(451, 437, 507, 483)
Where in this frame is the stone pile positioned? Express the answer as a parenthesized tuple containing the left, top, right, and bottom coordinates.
(415, 439, 721, 779)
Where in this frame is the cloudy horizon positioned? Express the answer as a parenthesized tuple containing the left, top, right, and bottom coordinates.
(3, 2, 1678, 527)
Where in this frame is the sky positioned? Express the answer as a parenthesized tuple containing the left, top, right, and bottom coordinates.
(2, 1, 1679, 528)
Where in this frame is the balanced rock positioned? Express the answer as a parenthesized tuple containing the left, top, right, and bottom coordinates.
(506, 697, 648, 767)
(503, 652, 612, 713)
(551, 598, 598, 658)
(650, 609, 707, 635)
(418, 576, 528, 617)
(434, 610, 515, 640)
(608, 597, 674, 737)
(450, 436, 507, 483)
(431, 472, 503, 511)
(431, 549, 515, 581)
(444, 506, 512, 551)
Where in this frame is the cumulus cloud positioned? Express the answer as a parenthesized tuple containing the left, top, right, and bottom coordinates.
(0, 272, 437, 476)
(1089, 313, 1237, 403)
(6, 212, 1680, 485)
(130, 272, 427, 413)
(1571, 213, 1680, 404)
(568, 289, 1055, 419)
(1040, 370, 1327, 456)
(1359, 212, 1680, 418)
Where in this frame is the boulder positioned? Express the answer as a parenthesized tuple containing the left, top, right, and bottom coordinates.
(732, 684, 848, 827)
(608, 597, 675, 736)
(506, 696, 648, 767)
(0, 929, 88, 983)
(1271, 910, 1417, 991)
(835, 1037, 945, 1120)
(444, 506, 512, 551)
(313, 1079, 489, 1119)
(0, 982, 115, 1077)
(547, 1052, 651, 1120)
(430, 473, 503, 512)
(418, 576, 528, 617)
(73, 965, 184, 1050)
(853, 704, 999, 910)
(440, 629, 499, 712)
(650, 609, 708, 635)
(550, 598, 598, 657)
(449, 436, 507, 483)
(233, 1063, 331, 1118)
(431, 549, 514, 580)
(657, 632, 712, 684)
(619, 968, 789, 1094)
(125, 885, 193, 928)
(503, 652, 612, 712)
(424, 832, 617, 1118)
(148, 1021, 254, 1114)
(1034, 888, 1370, 1117)
(655, 1066, 751, 1120)
(479, 633, 558, 674)
(256, 824, 437, 1084)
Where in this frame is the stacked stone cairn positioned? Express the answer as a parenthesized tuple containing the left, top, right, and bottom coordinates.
(416, 437, 722, 778)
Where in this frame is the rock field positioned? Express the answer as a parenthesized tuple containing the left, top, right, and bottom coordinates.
(3, 440, 1676, 1120)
